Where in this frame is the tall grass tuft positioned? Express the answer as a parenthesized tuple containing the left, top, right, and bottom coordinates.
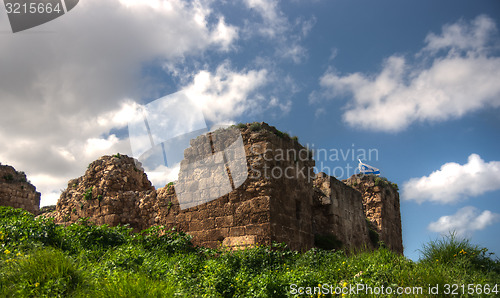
(0, 248, 87, 297)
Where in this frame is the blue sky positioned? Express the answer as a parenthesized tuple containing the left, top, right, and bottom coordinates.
(1, 0, 500, 260)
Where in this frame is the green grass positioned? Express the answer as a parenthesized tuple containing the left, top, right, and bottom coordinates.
(1, 206, 499, 297)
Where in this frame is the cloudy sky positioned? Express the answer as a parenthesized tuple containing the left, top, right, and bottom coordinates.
(1, 0, 499, 260)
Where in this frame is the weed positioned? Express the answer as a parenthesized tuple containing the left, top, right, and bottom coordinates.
(83, 187, 93, 200)
(249, 122, 261, 132)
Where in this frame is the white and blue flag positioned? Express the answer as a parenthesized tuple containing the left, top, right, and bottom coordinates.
(358, 159, 380, 175)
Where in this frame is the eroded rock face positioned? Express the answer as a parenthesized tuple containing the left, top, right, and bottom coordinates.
(0, 164, 40, 214)
(345, 175, 403, 254)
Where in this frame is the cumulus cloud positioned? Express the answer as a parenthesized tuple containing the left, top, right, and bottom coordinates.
(428, 206, 500, 236)
(312, 15, 500, 132)
(184, 62, 272, 123)
(0, 0, 241, 206)
(402, 154, 500, 204)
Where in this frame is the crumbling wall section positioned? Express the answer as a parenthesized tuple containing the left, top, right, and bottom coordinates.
(54, 155, 154, 230)
(345, 175, 403, 254)
(313, 173, 372, 250)
(0, 165, 40, 214)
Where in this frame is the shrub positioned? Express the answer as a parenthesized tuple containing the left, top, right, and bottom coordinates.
(249, 122, 261, 132)
(419, 233, 500, 273)
(64, 219, 129, 252)
(274, 129, 284, 138)
(3, 174, 14, 182)
(134, 226, 194, 254)
(291, 136, 299, 142)
(236, 123, 247, 129)
(273, 129, 291, 140)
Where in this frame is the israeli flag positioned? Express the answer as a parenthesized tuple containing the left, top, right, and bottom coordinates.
(358, 159, 380, 175)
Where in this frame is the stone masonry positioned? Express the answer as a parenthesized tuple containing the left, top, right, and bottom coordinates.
(345, 175, 403, 253)
(0, 164, 40, 214)
(312, 172, 372, 250)
(33, 122, 403, 253)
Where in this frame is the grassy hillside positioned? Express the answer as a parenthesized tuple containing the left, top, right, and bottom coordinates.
(0, 206, 498, 297)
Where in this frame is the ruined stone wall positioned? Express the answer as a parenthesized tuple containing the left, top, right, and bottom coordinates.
(345, 175, 403, 254)
(47, 123, 403, 253)
(313, 173, 372, 250)
(143, 123, 315, 250)
(54, 155, 154, 230)
(248, 124, 315, 250)
(0, 165, 40, 214)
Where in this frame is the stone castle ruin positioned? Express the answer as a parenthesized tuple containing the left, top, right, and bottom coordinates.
(0, 164, 40, 215)
(0, 123, 403, 253)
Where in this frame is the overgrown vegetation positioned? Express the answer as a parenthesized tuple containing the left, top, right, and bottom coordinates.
(235, 123, 247, 129)
(249, 122, 262, 132)
(1, 206, 498, 297)
(373, 176, 399, 191)
(2, 174, 13, 182)
(83, 187, 93, 200)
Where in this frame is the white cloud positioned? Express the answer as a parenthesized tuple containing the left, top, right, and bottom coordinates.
(312, 15, 500, 132)
(242, 0, 313, 64)
(0, 0, 239, 206)
(147, 163, 181, 189)
(243, 0, 287, 38)
(84, 135, 121, 157)
(428, 206, 500, 236)
(184, 62, 273, 123)
(402, 154, 500, 204)
(422, 15, 497, 54)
